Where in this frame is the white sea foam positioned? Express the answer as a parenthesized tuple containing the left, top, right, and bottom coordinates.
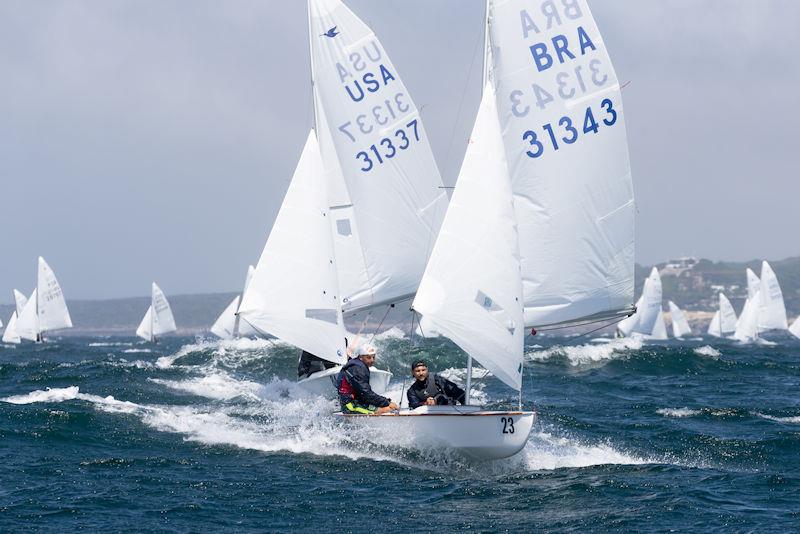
(521, 431, 648, 470)
(694, 345, 721, 358)
(657, 407, 701, 418)
(156, 337, 274, 369)
(149, 371, 267, 402)
(88, 342, 133, 347)
(2, 386, 139, 414)
(528, 337, 643, 366)
(123, 348, 152, 354)
(755, 413, 800, 424)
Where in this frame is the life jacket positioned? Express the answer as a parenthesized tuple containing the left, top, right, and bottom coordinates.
(424, 374, 442, 402)
(337, 358, 363, 400)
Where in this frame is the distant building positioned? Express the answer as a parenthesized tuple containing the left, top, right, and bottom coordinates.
(661, 257, 699, 277)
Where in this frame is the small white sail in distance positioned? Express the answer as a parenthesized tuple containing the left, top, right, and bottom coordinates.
(668, 301, 692, 338)
(238, 130, 347, 365)
(488, 0, 635, 328)
(650, 309, 669, 340)
(2, 312, 20, 344)
(15, 289, 39, 341)
(136, 282, 177, 342)
(413, 82, 524, 391)
(757, 261, 788, 332)
(708, 293, 737, 337)
(210, 265, 258, 339)
(733, 290, 760, 343)
(2, 289, 29, 344)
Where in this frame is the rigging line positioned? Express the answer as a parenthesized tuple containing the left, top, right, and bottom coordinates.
(532, 313, 633, 333)
(368, 304, 394, 344)
(564, 316, 629, 343)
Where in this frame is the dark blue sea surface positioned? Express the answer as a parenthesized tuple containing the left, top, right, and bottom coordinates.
(1, 332, 798, 532)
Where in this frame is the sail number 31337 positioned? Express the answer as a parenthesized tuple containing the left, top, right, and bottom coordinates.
(356, 119, 420, 172)
(523, 99, 617, 159)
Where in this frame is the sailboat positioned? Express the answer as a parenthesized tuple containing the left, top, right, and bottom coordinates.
(210, 266, 258, 339)
(240, 0, 448, 395)
(707, 293, 737, 338)
(15, 257, 73, 342)
(336, 0, 635, 459)
(136, 282, 177, 342)
(617, 268, 662, 339)
(757, 261, 787, 333)
(2, 290, 30, 344)
(668, 301, 691, 338)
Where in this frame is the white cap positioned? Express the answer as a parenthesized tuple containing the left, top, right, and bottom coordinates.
(356, 344, 377, 356)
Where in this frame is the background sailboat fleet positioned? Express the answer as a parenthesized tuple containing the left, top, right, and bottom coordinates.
(615, 260, 795, 343)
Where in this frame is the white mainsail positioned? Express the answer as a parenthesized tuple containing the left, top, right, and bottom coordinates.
(733, 290, 760, 343)
(413, 82, 524, 390)
(489, 0, 635, 328)
(708, 293, 737, 337)
(136, 282, 177, 341)
(790, 316, 800, 339)
(309, 0, 448, 314)
(238, 131, 347, 365)
(668, 301, 691, 338)
(757, 261, 788, 332)
(37, 257, 73, 333)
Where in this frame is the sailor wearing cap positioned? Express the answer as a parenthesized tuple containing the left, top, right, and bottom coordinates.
(336, 344, 398, 414)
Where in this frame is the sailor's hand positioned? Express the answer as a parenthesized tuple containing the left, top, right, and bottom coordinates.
(387, 401, 399, 411)
(425, 397, 436, 406)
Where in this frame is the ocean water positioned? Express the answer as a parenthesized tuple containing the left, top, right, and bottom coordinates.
(1, 332, 798, 532)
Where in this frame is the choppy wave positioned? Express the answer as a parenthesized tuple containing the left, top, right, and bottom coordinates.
(694, 345, 721, 358)
(755, 413, 800, 424)
(527, 337, 643, 366)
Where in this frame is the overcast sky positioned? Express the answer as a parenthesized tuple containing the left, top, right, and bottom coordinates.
(1, 0, 798, 300)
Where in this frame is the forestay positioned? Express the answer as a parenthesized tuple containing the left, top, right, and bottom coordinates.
(757, 261, 788, 332)
(37, 257, 73, 332)
(668, 301, 691, 338)
(238, 131, 347, 365)
(488, 0, 635, 327)
(309, 0, 448, 314)
(413, 83, 524, 391)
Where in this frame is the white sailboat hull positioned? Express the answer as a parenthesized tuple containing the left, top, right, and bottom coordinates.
(336, 405, 535, 460)
(297, 366, 392, 397)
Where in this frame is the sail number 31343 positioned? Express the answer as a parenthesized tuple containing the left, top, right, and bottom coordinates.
(356, 119, 420, 172)
(522, 99, 617, 159)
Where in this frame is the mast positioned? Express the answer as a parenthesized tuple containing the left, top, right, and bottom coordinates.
(150, 288, 155, 343)
(307, 0, 318, 131)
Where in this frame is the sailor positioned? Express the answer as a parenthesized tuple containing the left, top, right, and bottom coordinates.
(406, 359, 466, 409)
(336, 344, 398, 415)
